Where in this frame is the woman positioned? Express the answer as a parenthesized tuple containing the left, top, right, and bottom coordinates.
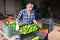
(16, 2, 37, 31)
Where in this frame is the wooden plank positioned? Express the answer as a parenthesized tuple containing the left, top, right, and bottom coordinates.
(0, 30, 9, 39)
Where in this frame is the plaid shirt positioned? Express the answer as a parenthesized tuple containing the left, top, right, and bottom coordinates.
(16, 9, 35, 25)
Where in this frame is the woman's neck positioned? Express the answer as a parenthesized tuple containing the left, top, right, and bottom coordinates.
(26, 9, 31, 15)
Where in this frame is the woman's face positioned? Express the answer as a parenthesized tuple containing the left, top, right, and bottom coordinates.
(26, 4, 34, 11)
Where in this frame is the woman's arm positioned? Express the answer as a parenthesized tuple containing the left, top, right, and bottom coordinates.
(16, 10, 23, 31)
(32, 10, 37, 24)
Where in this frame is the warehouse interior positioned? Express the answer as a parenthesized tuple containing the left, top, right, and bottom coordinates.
(0, 0, 60, 40)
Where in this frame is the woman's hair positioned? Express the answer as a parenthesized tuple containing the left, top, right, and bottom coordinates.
(26, 1, 34, 5)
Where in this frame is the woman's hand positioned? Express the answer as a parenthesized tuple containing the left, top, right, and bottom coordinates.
(16, 21, 19, 31)
(33, 20, 37, 24)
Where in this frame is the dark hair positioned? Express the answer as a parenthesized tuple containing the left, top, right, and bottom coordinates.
(26, 1, 34, 5)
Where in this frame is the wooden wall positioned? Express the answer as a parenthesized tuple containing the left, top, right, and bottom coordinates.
(0, 0, 21, 14)
(0, 0, 4, 14)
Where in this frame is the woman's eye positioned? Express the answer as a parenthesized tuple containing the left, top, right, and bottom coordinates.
(29, 6, 33, 8)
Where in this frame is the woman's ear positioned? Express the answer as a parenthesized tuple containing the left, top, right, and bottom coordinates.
(26, 5, 28, 8)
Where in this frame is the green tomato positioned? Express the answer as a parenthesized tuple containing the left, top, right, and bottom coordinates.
(35, 36, 40, 39)
(32, 36, 40, 40)
(23, 32, 26, 34)
(12, 24, 16, 27)
(29, 29, 31, 32)
(6, 22, 9, 24)
(20, 29, 23, 32)
(32, 39, 35, 40)
(31, 24, 35, 26)
(28, 25, 31, 27)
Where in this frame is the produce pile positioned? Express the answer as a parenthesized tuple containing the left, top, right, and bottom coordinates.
(2, 20, 17, 37)
(19, 24, 38, 34)
(32, 36, 40, 40)
(38, 28, 48, 34)
(4, 20, 16, 27)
